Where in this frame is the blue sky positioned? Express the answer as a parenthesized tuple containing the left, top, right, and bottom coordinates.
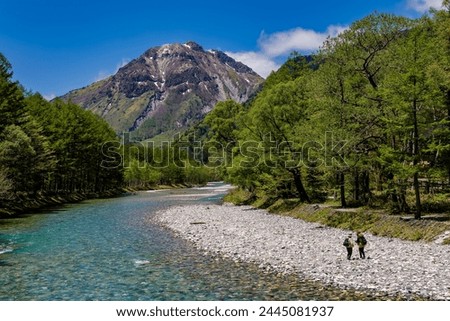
(0, 0, 443, 99)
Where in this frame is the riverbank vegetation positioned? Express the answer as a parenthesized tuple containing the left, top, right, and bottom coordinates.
(0, 53, 123, 216)
(204, 5, 450, 221)
(121, 139, 218, 190)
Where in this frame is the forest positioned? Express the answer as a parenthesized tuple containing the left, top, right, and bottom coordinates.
(196, 5, 450, 219)
(0, 53, 124, 215)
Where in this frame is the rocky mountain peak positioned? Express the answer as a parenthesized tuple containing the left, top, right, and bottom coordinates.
(184, 41, 204, 51)
(61, 41, 263, 140)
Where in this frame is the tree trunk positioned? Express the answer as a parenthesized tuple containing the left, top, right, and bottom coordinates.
(424, 180, 430, 194)
(361, 170, 371, 204)
(353, 168, 359, 202)
(398, 185, 410, 213)
(412, 93, 422, 219)
(447, 90, 450, 185)
(291, 168, 311, 203)
(448, 165, 450, 186)
(377, 171, 383, 192)
(340, 171, 347, 208)
(413, 172, 422, 219)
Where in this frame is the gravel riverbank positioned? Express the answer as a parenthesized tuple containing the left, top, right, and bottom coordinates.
(155, 204, 450, 300)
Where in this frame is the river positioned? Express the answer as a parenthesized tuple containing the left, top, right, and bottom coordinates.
(0, 182, 387, 300)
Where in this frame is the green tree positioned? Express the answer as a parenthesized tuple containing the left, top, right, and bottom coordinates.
(316, 13, 411, 208)
(429, 2, 450, 184)
(203, 100, 244, 152)
(0, 53, 25, 133)
(245, 77, 312, 203)
(381, 18, 442, 218)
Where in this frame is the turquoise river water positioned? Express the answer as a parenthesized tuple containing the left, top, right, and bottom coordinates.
(0, 182, 392, 300)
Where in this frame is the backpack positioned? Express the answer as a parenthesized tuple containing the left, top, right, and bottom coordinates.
(343, 238, 349, 247)
(360, 236, 367, 245)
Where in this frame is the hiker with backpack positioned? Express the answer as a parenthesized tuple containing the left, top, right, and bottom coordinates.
(343, 233, 355, 260)
(356, 232, 367, 259)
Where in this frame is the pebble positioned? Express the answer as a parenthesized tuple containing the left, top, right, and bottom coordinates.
(155, 204, 450, 300)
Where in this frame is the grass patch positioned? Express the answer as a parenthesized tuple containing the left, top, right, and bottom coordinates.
(284, 204, 449, 242)
(223, 188, 254, 205)
(420, 193, 450, 213)
(267, 199, 301, 213)
(223, 187, 450, 243)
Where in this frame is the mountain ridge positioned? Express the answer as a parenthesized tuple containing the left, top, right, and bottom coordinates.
(61, 41, 263, 139)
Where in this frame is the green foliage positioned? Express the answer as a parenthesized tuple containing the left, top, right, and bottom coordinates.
(24, 95, 123, 194)
(0, 166, 12, 199)
(263, 53, 312, 89)
(203, 99, 244, 150)
(0, 53, 25, 133)
(202, 8, 450, 217)
(121, 137, 215, 189)
(0, 124, 48, 193)
(222, 187, 254, 205)
(0, 55, 124, 214)
(184, 165, 211, 185)
(124, 159, 162, 188)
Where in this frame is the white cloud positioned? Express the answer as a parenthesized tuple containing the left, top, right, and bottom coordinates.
(258, 25, 347, 57)
(226, 25, 347, 78)
(407, 0, 444, 13)
(226, 51, 281, 78)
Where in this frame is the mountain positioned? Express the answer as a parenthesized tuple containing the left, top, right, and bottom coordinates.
(61, 41, 263, 139)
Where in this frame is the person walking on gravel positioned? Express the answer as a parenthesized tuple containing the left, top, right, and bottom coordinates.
(343, 233, 355, 260)
(356, 232, 367, 259)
